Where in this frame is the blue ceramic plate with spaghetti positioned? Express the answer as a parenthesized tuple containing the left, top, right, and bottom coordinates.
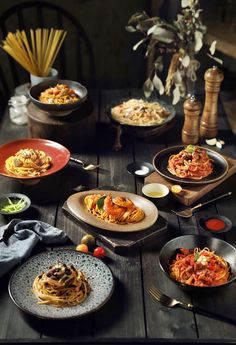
(8, 250, 114, 319)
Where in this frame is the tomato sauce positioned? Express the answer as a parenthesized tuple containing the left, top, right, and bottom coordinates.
(204, 218, 226, 231)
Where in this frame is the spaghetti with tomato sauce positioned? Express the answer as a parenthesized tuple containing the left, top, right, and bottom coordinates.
(167, 145, 213, 180)
(169, 247, 230, 287)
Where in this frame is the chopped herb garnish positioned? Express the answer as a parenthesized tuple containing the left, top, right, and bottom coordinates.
(0, 198, 26, 213)
(186, 145, 195, 153)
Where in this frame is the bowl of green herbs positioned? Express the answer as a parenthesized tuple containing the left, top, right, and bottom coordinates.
(0, 193, 31, 216)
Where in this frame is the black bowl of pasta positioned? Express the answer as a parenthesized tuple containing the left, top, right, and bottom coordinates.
(159, 235, 236, 292)
(29, 79, 87, 116)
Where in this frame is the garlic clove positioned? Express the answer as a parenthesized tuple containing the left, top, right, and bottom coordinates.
(205, 138, 217, 146)
(216, 141, 222, 149)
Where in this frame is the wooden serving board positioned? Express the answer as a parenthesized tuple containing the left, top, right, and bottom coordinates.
(62, 202, 168, 254)
(145, 155, 236, 206)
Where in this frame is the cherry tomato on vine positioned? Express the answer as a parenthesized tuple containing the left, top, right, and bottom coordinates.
(76, 243, 89, 253)
(93, 246, 106, 259)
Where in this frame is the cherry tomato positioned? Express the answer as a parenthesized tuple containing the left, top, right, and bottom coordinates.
(81, 234, 96, 249)
(76, 243, 89, 253)
(93, 246, 106, 259)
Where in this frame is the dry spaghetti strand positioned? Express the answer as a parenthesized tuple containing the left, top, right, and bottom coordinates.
(1, 28, 67, 76)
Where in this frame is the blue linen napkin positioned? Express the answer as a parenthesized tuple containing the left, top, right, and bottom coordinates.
(0, 219, 68, 278)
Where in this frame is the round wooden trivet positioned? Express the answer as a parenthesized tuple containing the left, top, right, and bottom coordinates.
(27, 101, 95, 152)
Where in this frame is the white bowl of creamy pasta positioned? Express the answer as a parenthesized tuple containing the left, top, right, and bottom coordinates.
(29, 79, 87, 116)
(159, 235, 236, 292)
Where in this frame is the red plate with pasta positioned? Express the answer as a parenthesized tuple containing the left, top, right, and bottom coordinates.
(0, 138, 70, 182)
(153, 145, 229, 185)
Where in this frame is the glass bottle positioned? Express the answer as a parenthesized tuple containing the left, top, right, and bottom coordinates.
(8, 95, 29, 125)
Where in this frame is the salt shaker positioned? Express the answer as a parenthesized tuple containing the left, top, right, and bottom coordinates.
(200, 66, 224, 139)
(182, 95, 201, 145)
(8, 95, 29, 125)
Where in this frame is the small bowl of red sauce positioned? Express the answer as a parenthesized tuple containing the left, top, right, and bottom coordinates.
(198, 215, 232, 234)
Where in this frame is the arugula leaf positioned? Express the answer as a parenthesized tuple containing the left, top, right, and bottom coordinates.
(194, 252, 199, 262)
(96, 196, 106, 210)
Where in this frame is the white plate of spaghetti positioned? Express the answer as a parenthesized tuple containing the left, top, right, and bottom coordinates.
(153, 145, 229, 185)
(8, 250, 114, 319)
(66, 190, 158, 232)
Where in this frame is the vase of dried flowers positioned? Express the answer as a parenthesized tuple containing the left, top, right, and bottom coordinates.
(126, 0, 222, 105)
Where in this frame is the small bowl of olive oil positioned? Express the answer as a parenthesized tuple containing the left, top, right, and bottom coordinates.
(142, 183, 169, 208)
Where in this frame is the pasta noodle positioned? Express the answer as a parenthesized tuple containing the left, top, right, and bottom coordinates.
(111, 99, 170, 126)
(84, 193, 145, 224)
(169, 247, 230, 287)
(39, 84, 79, 104)
(1, 28, 67, 77)
(167, 145, 213, 180)
(32, 263, 91, 307)
(5, 148, 52, 177)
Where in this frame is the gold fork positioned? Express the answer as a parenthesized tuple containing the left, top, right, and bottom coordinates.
(149, 286, 236, 325)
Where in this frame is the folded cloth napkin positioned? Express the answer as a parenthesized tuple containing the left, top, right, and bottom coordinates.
(0, 219, 68, 278)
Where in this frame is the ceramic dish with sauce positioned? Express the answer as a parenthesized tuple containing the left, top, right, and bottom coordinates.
(198, 215, 232, 234)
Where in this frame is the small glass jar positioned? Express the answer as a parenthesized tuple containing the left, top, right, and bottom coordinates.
(8, 95, 29, 125)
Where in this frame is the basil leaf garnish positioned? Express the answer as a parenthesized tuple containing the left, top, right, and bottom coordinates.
(96, 196, 106, 210)
(194, 252, 199, 262)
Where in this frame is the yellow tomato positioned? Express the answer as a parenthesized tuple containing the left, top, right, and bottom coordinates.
(76, 243, 89, 253)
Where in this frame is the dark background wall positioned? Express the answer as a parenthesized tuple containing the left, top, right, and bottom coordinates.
(0, 0, 235, 91)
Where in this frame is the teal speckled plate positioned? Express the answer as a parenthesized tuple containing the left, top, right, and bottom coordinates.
(8, 250, 115, 319)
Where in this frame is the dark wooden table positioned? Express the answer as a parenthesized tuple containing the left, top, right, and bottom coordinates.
(0, 89, 236, 345)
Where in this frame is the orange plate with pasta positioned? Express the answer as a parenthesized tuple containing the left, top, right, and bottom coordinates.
(0, 138, 70, 181)
(66, 190, 158, 232)
(153, 145, 229, 185)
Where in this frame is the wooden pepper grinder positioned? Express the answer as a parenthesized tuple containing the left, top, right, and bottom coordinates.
(182, 95, 201, 145)
(200, 66, 224, 139)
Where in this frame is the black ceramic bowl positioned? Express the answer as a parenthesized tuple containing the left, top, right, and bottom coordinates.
(198, 215, 232, 234)
(159, 235, 236, 292)
(29, 79, 87, 116)
(0, 193, 31, 216)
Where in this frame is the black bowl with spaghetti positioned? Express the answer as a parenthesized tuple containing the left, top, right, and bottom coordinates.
(159, 235, 236, 292)
(29, 79, 87, 116)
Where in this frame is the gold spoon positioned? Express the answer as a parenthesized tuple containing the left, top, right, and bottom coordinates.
(171, 192, 232, 218)
(69, 157, 100, 171)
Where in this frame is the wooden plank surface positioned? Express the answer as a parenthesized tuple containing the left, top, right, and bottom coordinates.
(145, 154, 236, 206)
(0, 89, 236, 345)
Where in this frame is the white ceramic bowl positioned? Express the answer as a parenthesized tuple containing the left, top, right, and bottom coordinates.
(142, 183, 169, 208)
